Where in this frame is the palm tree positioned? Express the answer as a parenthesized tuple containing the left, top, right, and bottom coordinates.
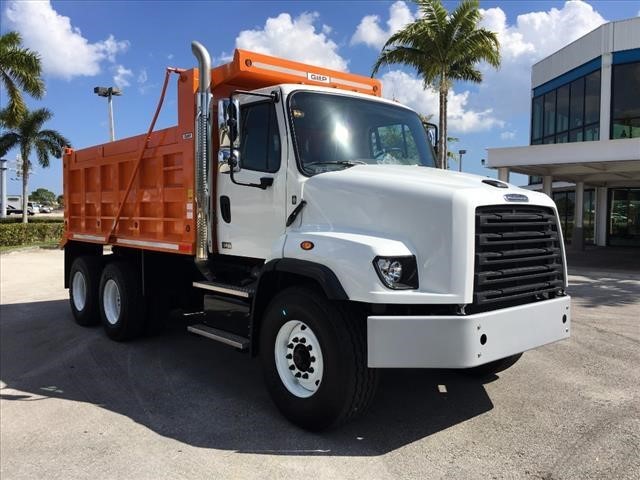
(372, 0, 500, 169)
(0, 108, 70, 223)
(0, 31, 45, 124)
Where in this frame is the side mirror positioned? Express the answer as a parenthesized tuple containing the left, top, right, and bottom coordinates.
(217, 98, 241, 172)
(217, 98, 240, 148)
(423, 121, 438, 148)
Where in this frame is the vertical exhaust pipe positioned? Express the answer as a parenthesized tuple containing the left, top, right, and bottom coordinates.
(191, 41, 212, 261)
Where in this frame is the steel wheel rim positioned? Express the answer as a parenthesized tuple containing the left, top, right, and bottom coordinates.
(103, 279, 121, 325)
(71, 271, 87, 311)
(274, 320, 324, 398)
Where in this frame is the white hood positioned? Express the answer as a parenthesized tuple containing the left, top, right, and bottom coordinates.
(296, 165, 557, 298)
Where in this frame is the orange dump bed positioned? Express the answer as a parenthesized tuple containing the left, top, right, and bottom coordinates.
(63, 49, 382, 255)
(63, 70, 199, 254)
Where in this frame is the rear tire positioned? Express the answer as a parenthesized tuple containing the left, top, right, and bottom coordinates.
(99, 260, 145, 341)
(465, 353, 523, 378)
(260, 287, 378, 431)
(69, 256, 102, 326)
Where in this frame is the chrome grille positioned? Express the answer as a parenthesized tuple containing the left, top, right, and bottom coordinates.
(474, 205, 565, 308)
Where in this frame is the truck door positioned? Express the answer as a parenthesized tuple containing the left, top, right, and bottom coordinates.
(216, 98, 287, 259)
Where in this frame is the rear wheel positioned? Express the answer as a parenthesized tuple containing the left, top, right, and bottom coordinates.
(260, 287, 378, 431)
(99, 260, 145, 341)
(465, 353, 523, 378)
(69, 256, 102, 326)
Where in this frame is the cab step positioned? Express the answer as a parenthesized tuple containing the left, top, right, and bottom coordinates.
(192, 281, 255, 298)
(187, 324, 250, 350)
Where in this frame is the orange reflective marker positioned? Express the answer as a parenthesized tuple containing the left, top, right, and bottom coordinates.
(300, 241, 314, 251)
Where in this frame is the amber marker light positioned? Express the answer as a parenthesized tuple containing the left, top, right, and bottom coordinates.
(300, 241, 314, 251)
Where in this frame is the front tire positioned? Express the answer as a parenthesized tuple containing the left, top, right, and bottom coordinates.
(69, 256, 102, 326)
(260, 287, 377, 431)
(99, 260, 145, 341)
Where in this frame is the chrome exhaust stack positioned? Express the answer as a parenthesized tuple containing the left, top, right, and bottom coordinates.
(191, 41, 212, 261)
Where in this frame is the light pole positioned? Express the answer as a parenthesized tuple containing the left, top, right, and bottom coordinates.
(94, 86, 122, 141)
(458, 149, 467, 172)
(0, 158, 7, 218)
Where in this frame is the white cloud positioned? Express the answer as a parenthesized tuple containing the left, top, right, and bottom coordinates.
(167, 53, 174, 60)
(380, 70, 504, 133)
(214, 51, 234, 66)
(113, 65, 133, 88)
(234, 12, 347, 71)
(4, 0, 129, 80)
(137, 69, 148, 84)
(476, 1, 607, 118)
(500, 131, 516, 140)
(351, 1, 415, 49)
(480, 1, 606, 62)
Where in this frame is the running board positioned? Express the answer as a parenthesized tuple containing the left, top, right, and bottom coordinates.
(192, 281, 255, 298)
(187, 324, 250, 350)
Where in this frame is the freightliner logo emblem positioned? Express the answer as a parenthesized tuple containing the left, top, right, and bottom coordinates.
(504, 193, 529, 202)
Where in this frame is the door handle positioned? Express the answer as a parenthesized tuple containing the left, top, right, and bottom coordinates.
(220, 196, 231, 223)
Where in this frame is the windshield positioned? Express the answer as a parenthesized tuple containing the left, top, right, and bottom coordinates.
(289, 91, 437, 176)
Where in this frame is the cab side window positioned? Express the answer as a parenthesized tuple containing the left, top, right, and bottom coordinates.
(240, 103, 281, 173)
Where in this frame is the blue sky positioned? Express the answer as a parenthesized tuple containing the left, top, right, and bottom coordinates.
(1, 0, 639, 196)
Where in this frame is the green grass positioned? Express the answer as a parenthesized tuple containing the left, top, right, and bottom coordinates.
(0, 242, 60, 253)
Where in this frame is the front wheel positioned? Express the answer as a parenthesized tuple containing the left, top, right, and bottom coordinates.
(260, 287, 378, 431)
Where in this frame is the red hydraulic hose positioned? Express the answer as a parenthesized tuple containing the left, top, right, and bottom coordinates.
(106, 67, 185, 242)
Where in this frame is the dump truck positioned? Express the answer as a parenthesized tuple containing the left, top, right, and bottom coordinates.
(62, 42, 571, 430)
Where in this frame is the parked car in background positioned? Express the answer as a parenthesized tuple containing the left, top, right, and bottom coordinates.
(6, 204, 37, 215)
(5, 205, 21, 215)
(39, 205, 52, 213)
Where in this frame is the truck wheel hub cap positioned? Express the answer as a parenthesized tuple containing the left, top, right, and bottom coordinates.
(71, 271, 87, 311)
(103, 279, 121, 325)
(274, 320, 324, 398)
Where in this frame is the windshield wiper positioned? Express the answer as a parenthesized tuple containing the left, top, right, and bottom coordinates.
(305, 160, 367, 168)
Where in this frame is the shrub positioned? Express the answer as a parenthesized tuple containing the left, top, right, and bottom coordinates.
(0, 222, 64, 246)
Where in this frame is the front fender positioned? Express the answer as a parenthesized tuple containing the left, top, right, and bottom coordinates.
(283, 231, 462, 304)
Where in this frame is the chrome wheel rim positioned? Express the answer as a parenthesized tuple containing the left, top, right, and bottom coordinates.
(103, 279, 121, 325)
(274, 320, 324, 398)
(71, 271, 87, 311)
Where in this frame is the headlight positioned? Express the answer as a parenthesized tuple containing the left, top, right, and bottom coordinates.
(373, 256, 418, 290)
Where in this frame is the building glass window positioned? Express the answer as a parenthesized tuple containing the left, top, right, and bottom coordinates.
(531, 68, 600, 145)
(569, 129, 583, 142)
(556, 84, 570, 133)
(529, 175, 543, 185)
(569, 78, 584, 129)
(553, 189, 595, 245)
(543, 91, 556, 137)
(531, 96, 543, 141)
(611, 61, 640, 139)
(584, 70, 601, 126)
(609, 188, 640, 246)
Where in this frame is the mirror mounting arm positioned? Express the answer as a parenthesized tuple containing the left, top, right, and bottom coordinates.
(230, 90, 280, 103)
(228, 155, 273, 190)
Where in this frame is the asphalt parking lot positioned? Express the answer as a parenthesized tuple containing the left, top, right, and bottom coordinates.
(1, 248, 639, 480)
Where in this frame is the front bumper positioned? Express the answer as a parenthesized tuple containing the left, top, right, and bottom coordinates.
(367, 296, 571, 368)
